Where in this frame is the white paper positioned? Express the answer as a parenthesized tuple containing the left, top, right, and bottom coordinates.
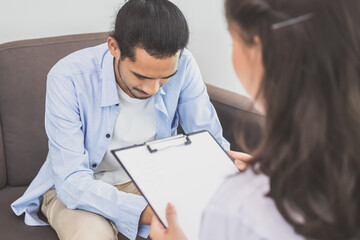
(112, 131, 238, 240)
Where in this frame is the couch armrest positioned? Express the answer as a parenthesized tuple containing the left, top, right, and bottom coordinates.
(206, 84, 264, 152)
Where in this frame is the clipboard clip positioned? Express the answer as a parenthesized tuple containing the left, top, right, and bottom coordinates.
(146, 134, 192, 153)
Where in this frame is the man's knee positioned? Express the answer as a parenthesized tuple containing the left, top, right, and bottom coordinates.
(44, 196, 118, 240)
(67, 226, 117, 240)
(58, 210, 117, 240)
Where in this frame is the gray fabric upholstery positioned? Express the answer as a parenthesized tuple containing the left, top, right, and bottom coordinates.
(0, 32, 264, 240)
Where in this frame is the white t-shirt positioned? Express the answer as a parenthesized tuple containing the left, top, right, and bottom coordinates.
(94, 84, 156, 185)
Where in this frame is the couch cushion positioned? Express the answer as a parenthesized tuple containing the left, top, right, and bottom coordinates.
(0, 33, 109, 186)
(0, 186, 57, 239)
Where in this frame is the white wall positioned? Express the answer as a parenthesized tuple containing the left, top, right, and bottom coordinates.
(0, 0, 121, 43)
(0, 0, 246, 95)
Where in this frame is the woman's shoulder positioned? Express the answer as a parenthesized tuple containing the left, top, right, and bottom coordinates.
(217, 168, 270, 201)
(200, 169, 304, 240)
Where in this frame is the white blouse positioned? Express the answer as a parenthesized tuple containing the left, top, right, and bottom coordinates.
(200, 169, 305, 240)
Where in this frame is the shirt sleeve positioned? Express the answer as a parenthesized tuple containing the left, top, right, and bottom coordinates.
(177, 52, 230, 150)
(45, 74, 148, 240)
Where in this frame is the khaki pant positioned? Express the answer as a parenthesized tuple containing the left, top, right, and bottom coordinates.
(41, 182, 144, 240)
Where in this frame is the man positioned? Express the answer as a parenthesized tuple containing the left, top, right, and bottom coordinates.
(11, 0, 248, 239)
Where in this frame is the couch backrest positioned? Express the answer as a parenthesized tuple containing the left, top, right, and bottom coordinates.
(0, 32, 264, 188)
(0, 33, 110, 187)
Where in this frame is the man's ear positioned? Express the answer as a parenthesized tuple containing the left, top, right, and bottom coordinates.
(107, 37, 121, 58)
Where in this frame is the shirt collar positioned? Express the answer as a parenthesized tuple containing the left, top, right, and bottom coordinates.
(101, 49, 120, 107)
(158, 87, 166, 95)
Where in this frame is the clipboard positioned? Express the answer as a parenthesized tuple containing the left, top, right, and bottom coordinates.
(111, 130, 238, 240)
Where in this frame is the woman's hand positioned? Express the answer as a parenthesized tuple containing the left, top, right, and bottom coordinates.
(149, 203, 187, 240)
(226, 150, 253, 171)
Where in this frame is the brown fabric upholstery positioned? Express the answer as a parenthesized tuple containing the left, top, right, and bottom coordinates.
(207, 84, 264, 152)
(0, 33, 110, 186)
(0, 120, 6, 189)
(0, 32, 264, 240)
(0, 188, 141, 240)
(0, 186, 57, 239)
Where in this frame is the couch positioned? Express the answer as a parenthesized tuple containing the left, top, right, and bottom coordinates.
(0, 32, 264, 239)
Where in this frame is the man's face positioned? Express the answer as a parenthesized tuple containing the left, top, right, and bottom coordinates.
(115, 48, 180, 99)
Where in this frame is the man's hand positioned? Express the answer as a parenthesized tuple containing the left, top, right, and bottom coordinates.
(150, 203, 187, 240)
(140, 205, 156, 225)
(226, 150, 253, 171)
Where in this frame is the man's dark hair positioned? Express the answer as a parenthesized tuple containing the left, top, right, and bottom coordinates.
(111, 0, 189, 61)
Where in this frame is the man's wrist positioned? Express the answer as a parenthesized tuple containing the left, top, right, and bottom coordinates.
(140, 205, 154, 225)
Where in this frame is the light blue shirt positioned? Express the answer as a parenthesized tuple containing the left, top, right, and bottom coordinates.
(11, 43, 229, 240)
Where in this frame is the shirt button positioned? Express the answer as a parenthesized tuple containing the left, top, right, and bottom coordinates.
(106, 134, 111, 138)
(92, 163, 97, 168)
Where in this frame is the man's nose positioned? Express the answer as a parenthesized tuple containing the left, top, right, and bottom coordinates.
(143, 79, 160, 96)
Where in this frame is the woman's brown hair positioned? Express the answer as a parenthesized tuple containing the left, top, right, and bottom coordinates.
(225, 0, 360, 239)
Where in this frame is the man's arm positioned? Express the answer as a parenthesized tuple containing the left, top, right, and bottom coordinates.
(45, 74, 148, 240)
(176, 52, 254, 171)
(176, 51, 230, 150)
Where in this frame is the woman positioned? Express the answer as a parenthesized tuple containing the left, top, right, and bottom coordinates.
(150, 0, 360, 239)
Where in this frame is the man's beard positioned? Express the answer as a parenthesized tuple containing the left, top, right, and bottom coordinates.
(117, 61, 151, 100)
